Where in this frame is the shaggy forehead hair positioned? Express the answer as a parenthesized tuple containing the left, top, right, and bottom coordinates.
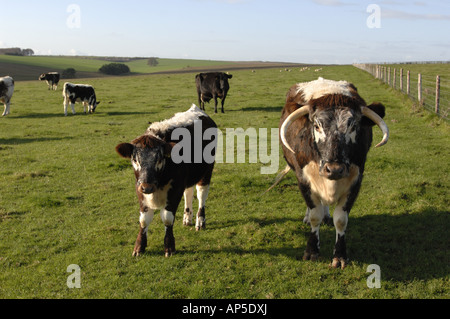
(295, 77, 354, 102)
(147, 104, 206, 136)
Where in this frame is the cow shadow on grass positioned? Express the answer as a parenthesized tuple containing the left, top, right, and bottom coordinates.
(12, 111, 154, 119)
(346, 207, 449, 282)
(168, 207, 449, 282)
(0, 136, 73, 145)
(238, 105, 283, 113)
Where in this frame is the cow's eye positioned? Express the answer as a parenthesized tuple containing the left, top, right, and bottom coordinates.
(314, 122, 321, 132)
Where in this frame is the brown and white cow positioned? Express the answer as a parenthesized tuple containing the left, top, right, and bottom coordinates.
(275, 77, 389, 269)
(116, 105, 217, 257)
(0, 76, 14, 116)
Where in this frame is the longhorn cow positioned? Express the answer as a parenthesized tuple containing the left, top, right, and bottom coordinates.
(275, 77, 389, 269)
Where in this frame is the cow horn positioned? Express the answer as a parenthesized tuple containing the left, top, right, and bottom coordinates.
(280, 105, 310, 153)
(361, 106, 389, 148)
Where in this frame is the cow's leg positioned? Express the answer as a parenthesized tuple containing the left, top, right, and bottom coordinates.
(198, 95, 204, 111)
(183, 187, 194, 226)
(2, 101, 10, 116)
(195, 184, 210, 231)
(133, 208, 155, 256)
(303, 204, 326, 261)
(161, 209, 176, 257)
(331, 206, 349, 269)
(220, 96, 226, 113)
(68, 99, 76, 115)
(83, 102, 87, 114)
(303, 206, 331, 225)
(214, 97, 219, 113)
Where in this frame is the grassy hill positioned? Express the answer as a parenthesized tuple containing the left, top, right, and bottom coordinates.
(0, 55, 304, 81)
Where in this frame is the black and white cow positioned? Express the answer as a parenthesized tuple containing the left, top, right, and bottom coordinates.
(273, 77, 389, 269)
(63, 82, 100, 116)
(0, 76, 14, 116)
(39, 72, 60, 90)
(195, 72, 232, 113)
(116, 105, 218, 257)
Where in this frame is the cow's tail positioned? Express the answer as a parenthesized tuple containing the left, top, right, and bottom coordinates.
(261, 165, 291, 196)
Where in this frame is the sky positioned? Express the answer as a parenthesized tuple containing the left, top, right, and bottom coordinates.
(1, 0, 449, 64)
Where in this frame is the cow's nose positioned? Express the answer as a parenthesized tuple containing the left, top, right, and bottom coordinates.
(323, 162, 347, 180)
(139, 183, 156, 194)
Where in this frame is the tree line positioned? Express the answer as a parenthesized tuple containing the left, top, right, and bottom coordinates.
(0, 48, 34, 56)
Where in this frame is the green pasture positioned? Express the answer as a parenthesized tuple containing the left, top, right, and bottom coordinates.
(0, 65, 448, 299)
(0, 55, 239, 80)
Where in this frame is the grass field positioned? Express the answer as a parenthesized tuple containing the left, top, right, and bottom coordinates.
(0, 55, 301, 81)
(0, 65, 448, 299)
(377, 63, 450, 118)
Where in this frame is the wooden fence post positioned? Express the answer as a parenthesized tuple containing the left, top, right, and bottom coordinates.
(436, 75, 440, 114)
(393, 68, 396, 89)
(388, 67, 391, 86)
(400, 69, 403, 92)
(418, 73, 422, 104)
(407, 71, 410, 95)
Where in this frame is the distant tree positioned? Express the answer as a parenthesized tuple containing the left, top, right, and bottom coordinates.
(62, 68, 77, 79)
(99, 63, 130, 75)
(22, 48, 34, 56)
(147, 57, 159, 67)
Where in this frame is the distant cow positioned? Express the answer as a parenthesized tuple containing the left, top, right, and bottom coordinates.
(0, 76, 14, 116)
(39, 72, 60, 90)
(63, 82, 100, 116)
(195, 72, 232, 113)
(116, 105, 217, 257)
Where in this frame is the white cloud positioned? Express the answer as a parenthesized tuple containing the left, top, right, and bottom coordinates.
(382, 9, 450, 20)
(312, 0, 354, 6)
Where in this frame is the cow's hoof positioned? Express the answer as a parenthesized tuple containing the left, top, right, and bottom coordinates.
(195, 217, 206, 231)
(165, 249, 175, 258)
(330, 257, 347, 269)
(132, 246, 145, 257)
(183, 219, 193, 227)
(303, 251, 319, 261)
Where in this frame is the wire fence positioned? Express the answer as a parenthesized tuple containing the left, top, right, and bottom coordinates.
(354, 63, 449, 120)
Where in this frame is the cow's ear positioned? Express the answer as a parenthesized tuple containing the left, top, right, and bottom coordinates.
(164, 142, 177, 158)
(362, 102, 385, 126)
(116, 143, 134, 159)
(96, 101, 101, 105)
(227, 74, 233, 79)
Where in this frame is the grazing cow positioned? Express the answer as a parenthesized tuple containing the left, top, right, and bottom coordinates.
(273, 77, 389, 269)
(0, 76, 14, 116)
(115, 105, 217, 257)
(195, 72, 232, 113)
(39, 72, 60, 90)
(63, 82, 100, 116)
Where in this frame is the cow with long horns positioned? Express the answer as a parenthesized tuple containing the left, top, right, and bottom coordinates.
(275, 78, 389, 269)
